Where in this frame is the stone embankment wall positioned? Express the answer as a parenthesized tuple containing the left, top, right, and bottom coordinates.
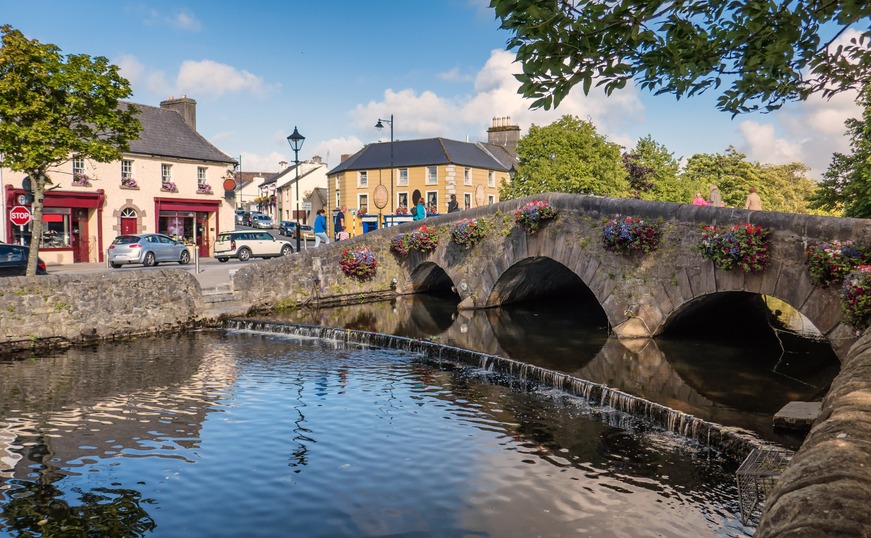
(0, 269, 203, 346)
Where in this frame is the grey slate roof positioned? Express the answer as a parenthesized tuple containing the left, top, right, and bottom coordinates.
(122, 102, 235, 164)
(327, 138, 513, 175)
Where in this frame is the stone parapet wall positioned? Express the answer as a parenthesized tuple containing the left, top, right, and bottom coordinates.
(0, 270, 204, 346)
(756, 328, 871, 537)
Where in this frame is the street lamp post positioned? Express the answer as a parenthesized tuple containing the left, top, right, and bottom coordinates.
(287, 126, 305, 253)
(375, 114, 394, 226)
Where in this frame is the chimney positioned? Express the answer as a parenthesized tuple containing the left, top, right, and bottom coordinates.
(487, 115, 521, 156)
(340, 153, 352, 163)
(160, 95, 197, 131)
(279, 161, 288, 169)
(311, 155, 322, 164)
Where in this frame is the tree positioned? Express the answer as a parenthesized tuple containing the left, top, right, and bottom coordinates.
(491, 0, 871, 114)
(0, 25, 140, 274)
(682, 148, 762, 207)
(810, 87, 871, 218)
(500, 115, 629, 200)
(624, 135, 684, 202)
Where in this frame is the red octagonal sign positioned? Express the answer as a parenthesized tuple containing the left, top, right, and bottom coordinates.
(10, 206, 32, 227)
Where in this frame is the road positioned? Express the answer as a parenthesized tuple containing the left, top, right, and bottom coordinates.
(48, 225, 319, 291)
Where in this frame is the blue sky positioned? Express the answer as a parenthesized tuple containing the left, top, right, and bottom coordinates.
(4, 1, 862, 179)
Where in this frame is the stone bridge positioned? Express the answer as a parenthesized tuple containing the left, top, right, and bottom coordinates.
(234, 192, 871, 361)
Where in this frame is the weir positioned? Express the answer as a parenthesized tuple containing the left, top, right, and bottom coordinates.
(226, 318, 787, 461)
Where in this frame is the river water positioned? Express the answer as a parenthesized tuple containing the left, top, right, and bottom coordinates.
(0, 292, 837, 536)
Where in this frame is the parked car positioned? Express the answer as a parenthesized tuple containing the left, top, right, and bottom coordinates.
(278, 220, 297, 236)
(294, 224, 313, 240)
(245, 212, 263, 227)
(0, 243, 47, 276)
(252, 214, 273, 229)
(214, 231, 294, 262)
(107, 233, 191, 268)
(235, 209, 247, 225)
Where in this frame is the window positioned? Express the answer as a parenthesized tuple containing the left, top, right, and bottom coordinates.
(358, 171, 368, 188)
(120, 208, 137, 218)
(358, 194, 369, 215)
(398, 168, 409, 186)
(397, 192, 408, 211)
(426, 191, 438, 213)
(488, 195, 495, 205)
(72, 156, 85, 175)
(426, 166, 438, 185)
(121, 160, 133, 180)
(40, 208, 72, 248)
(197, 167, 207, 186)
(336, 191, 341, 208)
(464, 193, 472, 210)
(488, 170, 495, 187)
(161, 163, 172, 185)
(334, 176, 340, 189)
(464, 167, 472, 186)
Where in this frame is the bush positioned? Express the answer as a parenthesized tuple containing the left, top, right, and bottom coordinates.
(698, 223, 771, 272)
(515, 200, 559, 235)
(340, 247, 377, 279)
(451, 218, 486, 249)
(407, 225, 439, 253)
(602, 215, 661, 255)
(805, 240, 867, 287)
(841, 265, 871, 331)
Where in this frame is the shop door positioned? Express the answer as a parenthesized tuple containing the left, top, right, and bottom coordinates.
(120, 217, 137, 235)
(197, 213, 209, 257)
(72, 209, 89, 263)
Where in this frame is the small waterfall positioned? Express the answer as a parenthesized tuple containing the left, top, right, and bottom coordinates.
(225, 319, 780, 459)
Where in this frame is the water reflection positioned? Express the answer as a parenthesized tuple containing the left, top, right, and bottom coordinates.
(268, 292, 838, 449)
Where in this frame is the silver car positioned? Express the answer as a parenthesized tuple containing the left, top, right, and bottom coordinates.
(108, 233, 191, 268)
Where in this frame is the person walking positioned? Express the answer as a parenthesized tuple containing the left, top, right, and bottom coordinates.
(334, 205, 347, 240)
(709, 184, 724, 207)
(744, 187, 762, 210)
(412, 197, 426, 221)
(447, 194, 460, 213)
(313, 209, 329, 247)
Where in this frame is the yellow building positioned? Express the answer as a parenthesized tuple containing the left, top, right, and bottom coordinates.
(328, 131, 517, 237)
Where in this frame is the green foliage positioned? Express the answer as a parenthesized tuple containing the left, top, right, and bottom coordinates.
(806, 240, 869, 287)
(841, 266, 871, 331)
(500, 115, 629, 199)
(625, 135, 684, 202)
(698, 223, 771, 272)
(491, 0, 871, 114)
(407, 225, 439, 253)
(514, 200, 559, 235)
(0, 25, 140, 274)
(450, 218, 488, 249)
(602, 215, 661, 255)
(811, 87, 871, 218)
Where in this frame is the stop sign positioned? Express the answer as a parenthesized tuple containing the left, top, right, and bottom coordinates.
(10, 206, 32, 227)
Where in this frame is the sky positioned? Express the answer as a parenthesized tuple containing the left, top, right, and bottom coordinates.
(3, 1, 863, 180)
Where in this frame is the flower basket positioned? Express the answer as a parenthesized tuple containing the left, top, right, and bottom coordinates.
(340, 247, 377, 279)
(72, 172, 91, 187)
(161, 182, 178, 193)
(407, 225, 439, 253)
(602, 215, 661, 255)
(390, 233, 410, 256)
(197, 184, 213, 194)
(841, 265, 871, 330)
(698, 223, 771, 272)
(805, 240, 867, 287)
(515, 200, 559, 235)
(451, 218, 486, 249)
(121, 177, 138, 189)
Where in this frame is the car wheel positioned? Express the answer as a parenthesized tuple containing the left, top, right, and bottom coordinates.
(238, 247, 252, 262)
(143, 252, 156, 267)
(179, 250, 191, 265)
(280, 245, 292, 256)
(217, 257, 229, 263)
(109, 262, 121, 268)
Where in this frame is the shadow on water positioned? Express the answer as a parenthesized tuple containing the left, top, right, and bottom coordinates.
(269, 288, 839, 450)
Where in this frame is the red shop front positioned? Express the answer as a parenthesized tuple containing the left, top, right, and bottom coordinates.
(4, 185, 105, 264)
(154, 197, 223, 257)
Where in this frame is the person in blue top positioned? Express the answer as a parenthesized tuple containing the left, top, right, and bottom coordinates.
(313, 208, 329, 247)
(412, 198, 426, 221)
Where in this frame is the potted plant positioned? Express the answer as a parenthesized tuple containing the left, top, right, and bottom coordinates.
(698, 223, 771, 272)
(407, 225, 439, 253)
(515, 200, 559, 235)
(340, 247, 377, 279)
(602, 215, 661, 255)
(841, 265, 871, 330)
(451, 218, 486, 249)
(72, 172, 91, 186)
(805, 240, 867, 287)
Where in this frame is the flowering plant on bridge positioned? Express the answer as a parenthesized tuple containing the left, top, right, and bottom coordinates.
(805, 240, 867, 287)
(515, 201, 559, 235)
(698, 223, 771, 272)
(840, 265, 871, 331)
(451, 218, 486, 249)
(407, 225, 439, 253)
(601, 215, 661, 255)
(340, 247, 377, 279)
(390, 233, 410, 256)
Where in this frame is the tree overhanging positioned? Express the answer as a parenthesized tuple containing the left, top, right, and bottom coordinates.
(491, 0, 871, 114)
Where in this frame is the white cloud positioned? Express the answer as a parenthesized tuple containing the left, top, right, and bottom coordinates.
(176, 60, 277, 97)
(171, 11, 202, 31)
(311, 136, 365, 169)
(138, 7, 202, 31)
(239, 151, 288, 174)
(438, 67, 472, 82)
(737, 120, 803, 163)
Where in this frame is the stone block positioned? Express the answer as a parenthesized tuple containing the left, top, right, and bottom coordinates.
(773, 401, 821, 430)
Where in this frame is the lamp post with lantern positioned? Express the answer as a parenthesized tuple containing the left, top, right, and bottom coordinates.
(287, 126, 305, 253)
(375, 115, 394, 226)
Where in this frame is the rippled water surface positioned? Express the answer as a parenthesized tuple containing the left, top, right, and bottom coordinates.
(0, 331, 752, 537)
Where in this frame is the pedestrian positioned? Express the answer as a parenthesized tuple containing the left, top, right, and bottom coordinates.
(708, 184, 724, 207)
(447, 194, 459, 213)
(334, 205, 347, 241)
(412, 197, 426, 221)
(692, 192, 709, 206)
(744, 187, 762, 210)
(313, 209, 330, 247)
